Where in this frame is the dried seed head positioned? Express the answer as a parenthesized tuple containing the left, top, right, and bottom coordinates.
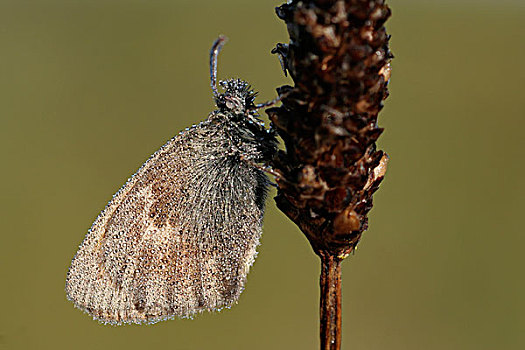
(269, 0, 392, 258)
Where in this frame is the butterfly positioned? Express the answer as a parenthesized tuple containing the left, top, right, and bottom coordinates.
(65, 36, 281, 325)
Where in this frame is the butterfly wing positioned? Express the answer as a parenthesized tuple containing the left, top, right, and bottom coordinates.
(66, 121, 269, 324)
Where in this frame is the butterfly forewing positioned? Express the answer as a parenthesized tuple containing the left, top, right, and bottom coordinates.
(66, 119, 268, 324)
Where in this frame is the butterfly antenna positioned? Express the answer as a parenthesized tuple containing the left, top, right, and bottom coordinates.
(210, 35, 228, 99)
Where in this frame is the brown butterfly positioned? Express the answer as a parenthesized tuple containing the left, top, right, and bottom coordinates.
(65, 36, 280, 325)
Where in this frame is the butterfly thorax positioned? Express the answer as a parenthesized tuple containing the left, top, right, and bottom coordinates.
(208, 79, 277, 164)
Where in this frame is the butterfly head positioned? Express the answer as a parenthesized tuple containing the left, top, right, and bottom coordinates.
(215, 79, 257, 114)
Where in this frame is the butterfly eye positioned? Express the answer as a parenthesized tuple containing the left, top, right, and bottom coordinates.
(225, 100, 237, 110)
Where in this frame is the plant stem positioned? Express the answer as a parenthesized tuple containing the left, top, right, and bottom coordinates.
(319, 252, 342, 350)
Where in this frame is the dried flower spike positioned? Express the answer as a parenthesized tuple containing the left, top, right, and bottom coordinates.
(268, 1, 392, 349)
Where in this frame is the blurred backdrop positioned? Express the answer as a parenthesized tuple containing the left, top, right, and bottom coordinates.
(1, 0, 524, 349)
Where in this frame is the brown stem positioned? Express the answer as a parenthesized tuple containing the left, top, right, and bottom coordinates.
(319, 252, 342, 350)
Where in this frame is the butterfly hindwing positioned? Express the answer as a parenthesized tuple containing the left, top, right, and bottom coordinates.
(66, 120, 268, 324)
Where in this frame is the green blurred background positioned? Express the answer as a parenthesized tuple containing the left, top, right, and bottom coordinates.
(1, 0, 524, 349)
